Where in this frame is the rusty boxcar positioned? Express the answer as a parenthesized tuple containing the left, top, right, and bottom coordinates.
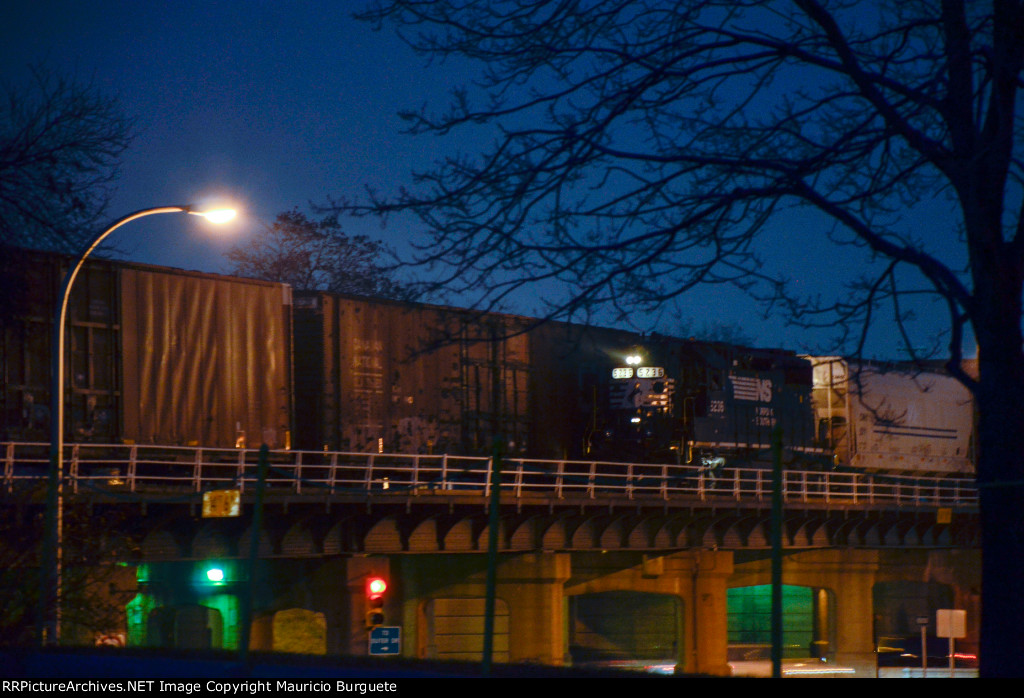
(292, 291, 532, 456)
(1, 251, 293, 449)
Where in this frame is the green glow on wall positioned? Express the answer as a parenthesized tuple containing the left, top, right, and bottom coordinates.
(201, 594, 239, 650)
(125, 593, 159, 647)
(727, 584, 814, 657)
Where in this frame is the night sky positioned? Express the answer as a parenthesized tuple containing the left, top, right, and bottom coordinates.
(2, 1, 969, 359)
(2, 1, 430, 256)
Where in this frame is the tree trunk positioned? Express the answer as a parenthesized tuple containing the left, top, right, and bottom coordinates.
(974, 276, 1024, 678)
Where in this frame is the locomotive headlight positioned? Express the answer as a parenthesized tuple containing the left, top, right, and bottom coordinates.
(626, 354, 642, 365)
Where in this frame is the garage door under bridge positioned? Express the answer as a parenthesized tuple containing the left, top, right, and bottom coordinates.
(568, 591, 682, 667)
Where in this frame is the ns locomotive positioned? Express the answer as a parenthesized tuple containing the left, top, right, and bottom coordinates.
(591, 338, 820, 467)
(593, 339, 975, 477)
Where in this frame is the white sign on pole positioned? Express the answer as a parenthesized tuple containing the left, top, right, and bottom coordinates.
(936, 609, 966, 639)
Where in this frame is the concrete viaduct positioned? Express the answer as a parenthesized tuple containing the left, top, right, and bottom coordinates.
(6, 443, 980, 677)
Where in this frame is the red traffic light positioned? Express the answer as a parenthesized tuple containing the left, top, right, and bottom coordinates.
(367, 576, 387, 599)
(365, 576, 388, 628)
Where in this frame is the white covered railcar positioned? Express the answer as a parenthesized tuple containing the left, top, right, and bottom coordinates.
(806, 357, 974, 476)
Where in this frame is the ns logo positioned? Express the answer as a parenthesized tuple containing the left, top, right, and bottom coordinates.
(731, 374, 774, 403)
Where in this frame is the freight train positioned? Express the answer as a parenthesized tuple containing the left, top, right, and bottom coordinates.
(0, 251, 975, 477)
(594, 341, 974, 476)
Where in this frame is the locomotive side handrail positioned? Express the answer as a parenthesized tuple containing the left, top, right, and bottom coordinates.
(0, 441, 979, 509)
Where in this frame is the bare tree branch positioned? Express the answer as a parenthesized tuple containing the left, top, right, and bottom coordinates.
(225, 208, 415, 300)
(341, 0, 1024, 676)
(0, 66, 134, 254)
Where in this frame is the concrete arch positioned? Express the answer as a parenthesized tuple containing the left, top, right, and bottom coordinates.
(477, 520, 508, 551)
(734, 516, 769, 547)
(507, 515, 536, 549)
(140, 515, 195, 559)
(238, 523, 277, 556)
(279, 518, 319, 556)
(406, 517, 438, 552)
(364, 517, 402, 552)
(622, 516, 660, 548)
(323, 515, 369, 553)
(192, 523, 235, 559)
(443, 518, 476, 551)
(570, 518, 597, 548)
(647, 521, 675, 548)
(598, 517, 627, 549)
(540, 517, 568, 549)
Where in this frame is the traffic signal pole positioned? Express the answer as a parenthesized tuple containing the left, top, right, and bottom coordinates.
(238, 444, 269, 665)
(771, 427, 784, 679)
(482, 437, 503, 676)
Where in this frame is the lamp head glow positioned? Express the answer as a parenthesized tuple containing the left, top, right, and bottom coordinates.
(206, 566, 225, 583)
(192, 208, 237, 224)
(626, 354, 642, 365)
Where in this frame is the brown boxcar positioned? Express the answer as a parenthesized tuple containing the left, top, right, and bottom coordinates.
(1, 252, 293, 449)
(2, 251, 121, 443)
(292, 292, 531, 456)
(119, 264, 292, 449)
(1, 251, 977, 477)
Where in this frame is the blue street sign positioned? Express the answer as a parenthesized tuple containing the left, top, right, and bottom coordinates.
(368, 626, 401, 655)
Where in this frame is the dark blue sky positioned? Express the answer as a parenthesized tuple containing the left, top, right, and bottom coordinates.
(2, 1, 968, 358)
(3, 1, 432, 253)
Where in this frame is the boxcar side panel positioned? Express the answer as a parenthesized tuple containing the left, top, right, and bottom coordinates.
(295, 293, 537, 456)
(119, 266, 292, 449)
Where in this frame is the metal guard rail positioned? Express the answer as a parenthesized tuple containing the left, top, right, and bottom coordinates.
(2, 442, 978, 508)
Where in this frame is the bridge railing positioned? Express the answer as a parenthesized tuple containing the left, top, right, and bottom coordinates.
(1, 442, 978, 508)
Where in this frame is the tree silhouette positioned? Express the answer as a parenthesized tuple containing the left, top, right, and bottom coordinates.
(346, 0, 1023, 676)
(0, 494, 140, 647)
(0, 67, 133, 254)
(226, 208, 413, 299)
(0, 68, 134, 322)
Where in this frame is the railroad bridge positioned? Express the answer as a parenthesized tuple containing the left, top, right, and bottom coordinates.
(4, 442, 981, 677)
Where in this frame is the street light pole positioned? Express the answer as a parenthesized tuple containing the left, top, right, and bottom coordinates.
(38, 205, 236, 645)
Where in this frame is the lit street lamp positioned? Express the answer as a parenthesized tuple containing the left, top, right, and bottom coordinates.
(38, 205, 236, 645)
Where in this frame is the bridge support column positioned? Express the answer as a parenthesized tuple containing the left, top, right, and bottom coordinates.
(495, 552, 573, 665)
(689, 551, 734, 676)
(398, 552, 571, 666)
(828, 554, 878, 675)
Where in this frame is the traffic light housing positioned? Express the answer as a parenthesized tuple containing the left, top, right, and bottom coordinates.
(365, 576, 387, 628)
